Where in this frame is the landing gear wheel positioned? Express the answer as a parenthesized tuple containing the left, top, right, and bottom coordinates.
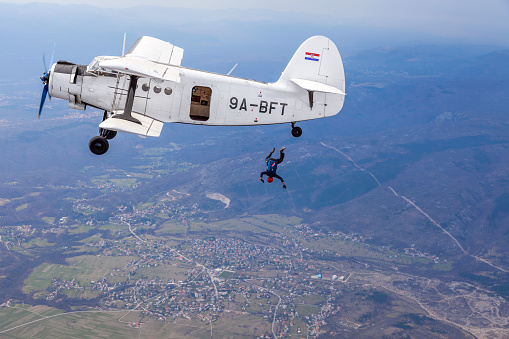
(89, 136, 109, 155)
(291, 126, 303, 138)
(99, 128, 117, 140)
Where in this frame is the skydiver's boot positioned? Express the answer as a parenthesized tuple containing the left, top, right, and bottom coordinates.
(278, 147, 286, 163)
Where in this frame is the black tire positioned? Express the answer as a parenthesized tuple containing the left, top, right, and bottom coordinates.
(89, 136, 109, 155)
(291, 126, 303, 138)
(99, 128, 117, 140)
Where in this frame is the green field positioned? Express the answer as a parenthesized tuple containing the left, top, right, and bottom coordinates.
(218, 270, 235, 280)
(68, 225, 93, 234)
(79, 234, 104, 244)
(15, 203, 28, 212)
(156, 220, 188, 235)
(23, 263, 82, 293)
(433, 261, 453, 271)
(0, 303, 273, 338)
(91, 178, 137, 189)
(97, 223, 124, 231)
(136, 201, 155, 210)
(0, 305, 142, 339)
(42, 217, 55, 224)
(24, 238, 53, 248)
(141, 147, 172, 156)
(23, 255, 139, 296)
(128, 172, 153, 179)
(190, 214, 302, 234)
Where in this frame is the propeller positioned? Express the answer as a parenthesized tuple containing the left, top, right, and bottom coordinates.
(39, 45, 55, 118)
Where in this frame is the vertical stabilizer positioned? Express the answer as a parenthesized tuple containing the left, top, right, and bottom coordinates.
(279, 36, 345, 93)
(278, 36, 345, 117)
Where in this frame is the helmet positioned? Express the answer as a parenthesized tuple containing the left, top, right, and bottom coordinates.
(267, 177, 273, 183)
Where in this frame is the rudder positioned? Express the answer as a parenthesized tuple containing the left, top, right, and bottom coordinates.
(278, 36, 346, 117)
(279, 36, 345, 93)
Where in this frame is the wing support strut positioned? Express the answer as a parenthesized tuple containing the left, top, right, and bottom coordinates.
(112, 75, 141, 125)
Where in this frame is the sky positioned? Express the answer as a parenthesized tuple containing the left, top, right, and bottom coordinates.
(2, 0, 508, 45)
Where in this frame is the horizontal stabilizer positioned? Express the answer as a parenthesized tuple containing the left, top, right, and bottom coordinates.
(291, 78, 345, 95)
(99, 57, 181, 82)
(99, 112, 164, 137)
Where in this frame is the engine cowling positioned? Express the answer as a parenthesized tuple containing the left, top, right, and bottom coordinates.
(49, 61, 87, 110)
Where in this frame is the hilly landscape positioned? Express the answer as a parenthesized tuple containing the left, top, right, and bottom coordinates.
(0, 3, 509, 338)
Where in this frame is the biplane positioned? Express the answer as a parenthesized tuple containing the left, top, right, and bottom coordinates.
(39, 35, 345, 155)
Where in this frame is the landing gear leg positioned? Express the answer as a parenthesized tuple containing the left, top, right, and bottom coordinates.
(99, 111, 117, 139)
(99, 128, 117, 140)
(90, 76, 139, 155)
(291, 122, 302, 138)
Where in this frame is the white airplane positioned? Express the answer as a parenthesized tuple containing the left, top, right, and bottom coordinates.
(39, 35, 345, 155)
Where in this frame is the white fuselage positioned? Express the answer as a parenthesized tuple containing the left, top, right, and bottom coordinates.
(49, 63, 345, 127)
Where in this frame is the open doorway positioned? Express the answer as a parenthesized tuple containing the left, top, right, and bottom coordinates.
(190, 86, 212, 121)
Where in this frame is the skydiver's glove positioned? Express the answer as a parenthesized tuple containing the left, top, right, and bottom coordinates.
(283, 184, 287, 189)
(260, 178, 264, 183)
(280, 147, 286, 153)
(271, 147, 275, 153)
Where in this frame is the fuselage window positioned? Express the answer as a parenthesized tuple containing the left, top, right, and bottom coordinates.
(190, 86, 212, 121)
(153, 86, 161, 94)
(141, 83, 150, 92)
(164, 87, 173, 95)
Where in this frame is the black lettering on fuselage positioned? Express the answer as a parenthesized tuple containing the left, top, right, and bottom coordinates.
(229, 97, 288, 115)
(280, 103, 288, 115)
(229, 97, 238, 109)
(259, 101, 268, 113)
(240, 98, 247, 111)
(269, 102, 277, 114)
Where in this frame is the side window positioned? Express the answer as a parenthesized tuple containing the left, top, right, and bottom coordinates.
(190, 86, 212, 121)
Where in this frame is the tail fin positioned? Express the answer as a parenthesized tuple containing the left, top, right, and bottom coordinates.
(278, 36, 345, 95)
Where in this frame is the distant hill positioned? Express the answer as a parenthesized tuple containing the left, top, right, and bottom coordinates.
(1, 1, 509, 307)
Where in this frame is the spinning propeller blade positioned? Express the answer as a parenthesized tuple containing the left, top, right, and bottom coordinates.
(42, 52, 47, 74)
(49, 45, 55, 71)
(38, 85, 48, 119)
(38, 44, 55, 118)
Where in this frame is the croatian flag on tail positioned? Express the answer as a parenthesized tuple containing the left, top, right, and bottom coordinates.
(305, 52, 320, 62)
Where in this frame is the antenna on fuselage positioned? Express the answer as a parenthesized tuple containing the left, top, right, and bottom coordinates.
(122, 32, 127, 57)
(227, 63, 238, 76)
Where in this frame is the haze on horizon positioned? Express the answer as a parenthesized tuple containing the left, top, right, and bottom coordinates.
(2, 0, 509, 46)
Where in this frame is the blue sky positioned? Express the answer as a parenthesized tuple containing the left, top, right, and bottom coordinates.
(2, 0, 508, 45)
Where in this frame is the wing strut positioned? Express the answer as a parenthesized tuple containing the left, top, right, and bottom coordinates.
(112, 75, 141, 124)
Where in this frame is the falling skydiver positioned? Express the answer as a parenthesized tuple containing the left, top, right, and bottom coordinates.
(260, 147, 287, 189)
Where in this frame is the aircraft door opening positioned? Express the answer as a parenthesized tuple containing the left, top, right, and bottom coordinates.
(190, 86, 212, 121)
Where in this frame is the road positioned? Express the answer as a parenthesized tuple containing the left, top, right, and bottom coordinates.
(321, 141, 507, 273)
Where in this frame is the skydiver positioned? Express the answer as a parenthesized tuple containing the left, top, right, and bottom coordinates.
(260, 147, 287, 189)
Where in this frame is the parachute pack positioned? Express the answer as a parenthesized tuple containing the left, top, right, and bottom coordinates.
(267, 159, 278, 176)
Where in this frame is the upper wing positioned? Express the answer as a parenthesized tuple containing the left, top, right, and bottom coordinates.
(98, 36, 184, 82)
(126, 36, 184, 66)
